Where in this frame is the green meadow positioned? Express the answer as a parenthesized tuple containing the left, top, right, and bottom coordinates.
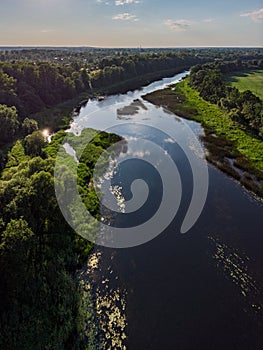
(225, 70, 263, 100)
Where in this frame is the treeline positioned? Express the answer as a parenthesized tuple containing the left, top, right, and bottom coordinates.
(0, 52, 205, 115)
(209, 58, 263, 73)
(189, 60, 263, 137)
(1, 48, 263, 122)
(0, 122, 122, 349)
(1, 47, 263, 66)
(0, 62, 86, 115)
(89, 52, 204, 88)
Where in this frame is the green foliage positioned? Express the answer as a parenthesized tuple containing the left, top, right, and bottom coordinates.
(171, 79, 263, 172)
(22, 117, 39, 136)
(0, 69, 17, 107)
(0, 155, 79, 349)
(0, 219, 35, 291)
(0, 61, 84, 115)
(5, 140, 29, 168)
(0, 123, 123, 349)
(189, 63, 263, 137)
(190, 68, 226, 103)
(24, 130, 47, 157)
(0, 104, 19, 145)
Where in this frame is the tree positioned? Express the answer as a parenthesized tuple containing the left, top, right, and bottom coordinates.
(0, 218, 35, 280)
(5, 140, 28, 168)
(0, 69, 17, 106)
(0, 104, 19, 145)
(0, 157, 78, 350)
(0, 219, 36, 349)
(22, 117, 39, 136)
(81, 69, 90, 89)
(24, 130, 47, 157)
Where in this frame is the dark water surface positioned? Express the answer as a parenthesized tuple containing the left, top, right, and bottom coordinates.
(73, 72, 263, 349)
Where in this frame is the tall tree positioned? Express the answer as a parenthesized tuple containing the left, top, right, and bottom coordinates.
(0, 104, 19, 145)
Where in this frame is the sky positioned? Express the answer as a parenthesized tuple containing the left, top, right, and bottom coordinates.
(0, 0, 262, 47)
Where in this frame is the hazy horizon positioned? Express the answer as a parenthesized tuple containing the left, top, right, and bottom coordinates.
(1, 45, 263, 49)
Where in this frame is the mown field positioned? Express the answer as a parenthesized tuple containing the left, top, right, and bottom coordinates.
(225, 70, 263, 100)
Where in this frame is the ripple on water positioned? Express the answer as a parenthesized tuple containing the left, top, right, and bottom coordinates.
(78, 250, 128, 349)
(209, 236, 263, 315)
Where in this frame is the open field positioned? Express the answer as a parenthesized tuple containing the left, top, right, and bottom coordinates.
(225, 70, 263, 100)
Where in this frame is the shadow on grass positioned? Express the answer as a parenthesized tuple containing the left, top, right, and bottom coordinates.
(225, 69, 261, 84)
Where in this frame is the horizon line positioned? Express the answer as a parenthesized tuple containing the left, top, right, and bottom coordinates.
(0, 45, 263, 49)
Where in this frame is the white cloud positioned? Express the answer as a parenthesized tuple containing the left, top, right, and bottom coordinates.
(115, 0, 140, 5)
(113, 12, 138, 21)
(240, 8, 263, 22)
(164, 19, 192, 31)
(203, 18, 214, 23)
(96, 0, 109, 4)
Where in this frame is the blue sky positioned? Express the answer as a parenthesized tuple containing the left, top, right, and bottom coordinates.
(0, 0, 262, 47)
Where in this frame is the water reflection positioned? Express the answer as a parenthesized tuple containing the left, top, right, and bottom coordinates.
(74, 71, 263, 349)
(117, 99, 148, 119)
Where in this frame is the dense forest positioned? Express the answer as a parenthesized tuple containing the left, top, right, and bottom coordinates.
(0, 47, 263, 349)
(0, 126, 122, 349)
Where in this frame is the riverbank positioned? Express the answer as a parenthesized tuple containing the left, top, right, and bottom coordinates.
(94, 67, 190, 95)
(143, 78, 263, 198)
(31, 67, 191, 132)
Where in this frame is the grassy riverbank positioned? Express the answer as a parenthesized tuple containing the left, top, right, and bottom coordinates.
(143, 78, 263, 197)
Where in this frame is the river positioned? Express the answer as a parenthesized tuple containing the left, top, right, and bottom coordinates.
(70, 72, 263, 349)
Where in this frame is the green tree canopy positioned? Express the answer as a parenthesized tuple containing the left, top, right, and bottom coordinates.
(22, 117, 39, 136)
(23, 130, 47, 157)
(0, 104, 19, 145)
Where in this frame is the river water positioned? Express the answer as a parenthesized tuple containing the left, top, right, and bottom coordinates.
(71, 72, 263, 350)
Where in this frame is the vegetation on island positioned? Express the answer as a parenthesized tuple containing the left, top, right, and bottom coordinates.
(0, 109, 122, 349)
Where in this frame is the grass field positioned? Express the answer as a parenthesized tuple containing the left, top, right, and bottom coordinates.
(225, 69, 263, 100)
